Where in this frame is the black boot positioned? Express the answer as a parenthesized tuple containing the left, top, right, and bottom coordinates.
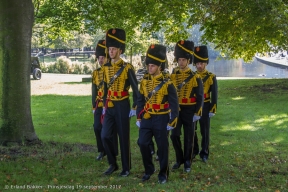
(104, 164, 119, 175)
(96, 152, 106, 160)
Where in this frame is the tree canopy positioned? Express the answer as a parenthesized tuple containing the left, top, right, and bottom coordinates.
(1, 0, 287, 145)
(34, 0, 288, 61)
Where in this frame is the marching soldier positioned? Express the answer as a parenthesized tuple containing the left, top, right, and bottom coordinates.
(92, 40, 118, 161)
(136, 44, 179, 184)
(138, 58, 170, 160)
(193, 45, 218, 163)
(170, 40, 204, 172)
(101, 28, 139, 176)
(137, 58, 164, 158)
(137, 66, 157, 157)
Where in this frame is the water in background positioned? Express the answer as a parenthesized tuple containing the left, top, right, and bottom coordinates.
(188, 58, 288, 78)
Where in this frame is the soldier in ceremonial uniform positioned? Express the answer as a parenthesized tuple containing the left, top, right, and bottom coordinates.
(138, 59, 169, 161)
(137, 66, 157, 157)
(101, 28, 139, 177)
(136, 44, 179, 184)
(193, 45, 218, 163)
(92, 40, 118, 161)
(170, 40, 204, 172)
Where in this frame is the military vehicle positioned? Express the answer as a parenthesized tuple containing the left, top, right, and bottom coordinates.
(31, 56, 42, 80)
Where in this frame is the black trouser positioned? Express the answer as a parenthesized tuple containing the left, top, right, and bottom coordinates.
(137, 137, 156, 155)
(193, 102, 210, 159)
(138, 114, 170, 181)
(93, 107, 118, 155)
(170, 106, 196, 168)
(101, 99, 131, 171)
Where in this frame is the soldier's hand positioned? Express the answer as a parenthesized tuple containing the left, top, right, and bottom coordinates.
(102, 108, 106, 115)
(193, 115, 201, 122)
(167, 125, 174, 130)
(129, 109, 136, 117)
(136, 120, 141, 128)
(209, 112, 215, 118)
(92, 109, 95, 114)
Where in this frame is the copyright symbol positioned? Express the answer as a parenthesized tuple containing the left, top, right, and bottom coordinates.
(5, 185, 9, 189)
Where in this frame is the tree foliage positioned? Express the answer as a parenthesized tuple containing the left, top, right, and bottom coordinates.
(192, 0, 288, 60)
(34, 0, 288, 61)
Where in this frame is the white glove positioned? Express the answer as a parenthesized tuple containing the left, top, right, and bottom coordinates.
(129, 109, 136, 117)
(167, 125, 174, 130)
(102, 108, 106, 115)
(193, 115, 201, 122)
(92, 109, 95, 114)
(136, 120, 141, 128)
(209, 112, 215, 118)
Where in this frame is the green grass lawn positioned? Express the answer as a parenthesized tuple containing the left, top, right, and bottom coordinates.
(0, 79, 288, 191)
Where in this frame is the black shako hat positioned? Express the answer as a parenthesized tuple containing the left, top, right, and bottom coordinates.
(95, 40, 107, 58)
(193, 45, 209, 65)
(106, 28, 126, 53)
(174, 40, 194, 63)
(145, 44, 166, 67)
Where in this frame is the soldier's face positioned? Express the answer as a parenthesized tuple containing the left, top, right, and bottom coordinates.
(196, 62, 207, 72)
(178, 58, 189, 70)
(109, 47, 122, 60)
(148, 64, 160, 76)
(98, 56, 106, 66)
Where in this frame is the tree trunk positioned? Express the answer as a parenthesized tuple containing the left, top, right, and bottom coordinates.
(0, 0, 39, 145)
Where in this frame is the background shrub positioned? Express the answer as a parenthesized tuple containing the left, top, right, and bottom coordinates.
(55, 56, 72, 73)
(39, 53, 176, 74)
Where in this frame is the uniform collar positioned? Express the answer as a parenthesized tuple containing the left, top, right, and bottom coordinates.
(197, 69, 208, 75)
(151, 73, 163, 81)
(179, 67, 191, 73)
(111, 58, 123, 66)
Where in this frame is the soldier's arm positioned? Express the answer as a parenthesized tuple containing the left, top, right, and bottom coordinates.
(210, 75, 218, 113)
(195, 77, 204, 116)
(91, 71, 97, 109)
(136, 82, 145, 121)
(102, 67, 108, 108)
(167, 82, 179, 128)
(92, 82, 97, 109)
(128, 67, 139, 109)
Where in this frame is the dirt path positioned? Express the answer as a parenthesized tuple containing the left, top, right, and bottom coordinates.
(31, 73, 92, 96)
(31, 73, 261, 96)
